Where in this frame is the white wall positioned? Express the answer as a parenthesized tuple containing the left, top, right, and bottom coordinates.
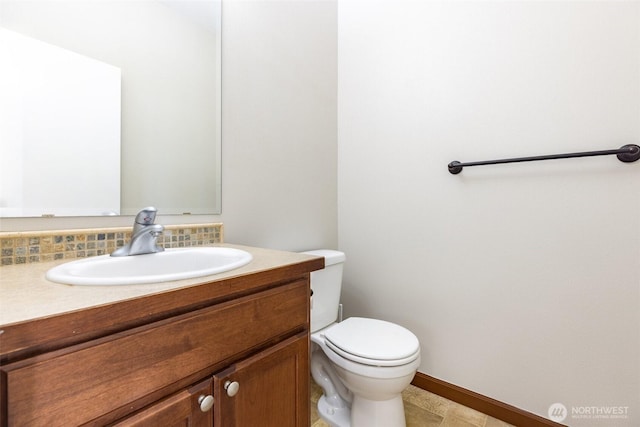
(338, 1, 639, 425)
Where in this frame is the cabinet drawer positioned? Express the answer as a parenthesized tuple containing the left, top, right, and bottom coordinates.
(2, 280, 308, 427)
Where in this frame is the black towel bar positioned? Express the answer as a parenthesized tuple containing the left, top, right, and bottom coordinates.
(448, 144, 640, 174)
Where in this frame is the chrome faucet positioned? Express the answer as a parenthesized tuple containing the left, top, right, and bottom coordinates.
(111, 207, 165, 257)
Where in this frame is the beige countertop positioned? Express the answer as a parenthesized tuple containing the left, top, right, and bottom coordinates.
(0, 244, 321, 328)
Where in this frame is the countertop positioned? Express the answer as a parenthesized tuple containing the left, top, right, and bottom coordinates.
(0, 244, 322, 328)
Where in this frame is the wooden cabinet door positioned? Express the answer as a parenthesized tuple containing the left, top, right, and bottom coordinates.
(112, 379, 213, 427)
(213, 332, 309, 427)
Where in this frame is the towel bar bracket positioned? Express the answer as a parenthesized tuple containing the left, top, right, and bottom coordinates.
(617, 144, 640, 163)
(448, 161, 464, 175)
(448, 144, 640, 175)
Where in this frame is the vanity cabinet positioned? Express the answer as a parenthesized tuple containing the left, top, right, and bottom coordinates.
(0, 251, 321, 427)
(114, 333, 308, 427)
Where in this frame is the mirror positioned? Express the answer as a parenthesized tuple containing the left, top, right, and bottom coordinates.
(0, 0, 221, 217)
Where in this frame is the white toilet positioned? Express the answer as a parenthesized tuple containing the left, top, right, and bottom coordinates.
(303, 250, 421, 427)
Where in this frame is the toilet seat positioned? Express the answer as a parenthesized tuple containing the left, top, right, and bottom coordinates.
(322, 317, 420, 367)
(325, 340, 420, 367)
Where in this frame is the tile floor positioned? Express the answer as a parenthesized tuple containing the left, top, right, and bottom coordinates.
(310, 380, 514, 427)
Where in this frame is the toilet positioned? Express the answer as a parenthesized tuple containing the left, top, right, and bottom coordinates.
(303, 250, 421, 427)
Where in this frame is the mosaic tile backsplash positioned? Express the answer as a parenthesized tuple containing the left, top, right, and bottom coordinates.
(0, 223, 223, 266)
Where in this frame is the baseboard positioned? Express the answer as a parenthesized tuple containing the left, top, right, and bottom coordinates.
(411, 372, 566, 427)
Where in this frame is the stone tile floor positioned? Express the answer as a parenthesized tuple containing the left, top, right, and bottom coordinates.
(310, 379, 514, 427)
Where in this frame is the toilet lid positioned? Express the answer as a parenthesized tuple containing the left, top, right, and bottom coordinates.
(323, 317, 420, 366)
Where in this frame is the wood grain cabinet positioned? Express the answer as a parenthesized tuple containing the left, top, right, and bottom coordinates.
(212, 333, 309, 427)
(113, 379, 214, 427)
(0, 264, 317, 427)
(114, 333, 309, 427)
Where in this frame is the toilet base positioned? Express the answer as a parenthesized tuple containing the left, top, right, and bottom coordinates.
(352, 394, 406, 427)
(317, 393, 407, 427)
(317, 395, 351, 427)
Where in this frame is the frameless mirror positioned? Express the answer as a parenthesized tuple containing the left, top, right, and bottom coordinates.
(0, 0, 221, 217)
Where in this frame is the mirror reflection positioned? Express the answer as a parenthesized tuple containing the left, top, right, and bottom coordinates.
(0, 0, 222, 217)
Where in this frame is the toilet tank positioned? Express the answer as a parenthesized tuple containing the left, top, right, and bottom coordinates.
(302, 250, 346, 333)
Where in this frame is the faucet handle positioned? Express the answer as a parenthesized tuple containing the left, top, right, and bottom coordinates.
(135, 207, 158, 225)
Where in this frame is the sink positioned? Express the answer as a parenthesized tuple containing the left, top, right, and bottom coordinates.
(46, 247, 253, 286)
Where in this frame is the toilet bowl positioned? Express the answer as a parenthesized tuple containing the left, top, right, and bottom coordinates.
(311, 317, 421, 427)
(303, 250, 421, 427)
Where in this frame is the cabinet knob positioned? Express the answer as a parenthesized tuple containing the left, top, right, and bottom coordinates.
(198, 394, 214, 412)
(224, 380, 240, 397)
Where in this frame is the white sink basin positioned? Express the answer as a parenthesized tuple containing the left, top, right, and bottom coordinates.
(46, 247, 253, 286)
